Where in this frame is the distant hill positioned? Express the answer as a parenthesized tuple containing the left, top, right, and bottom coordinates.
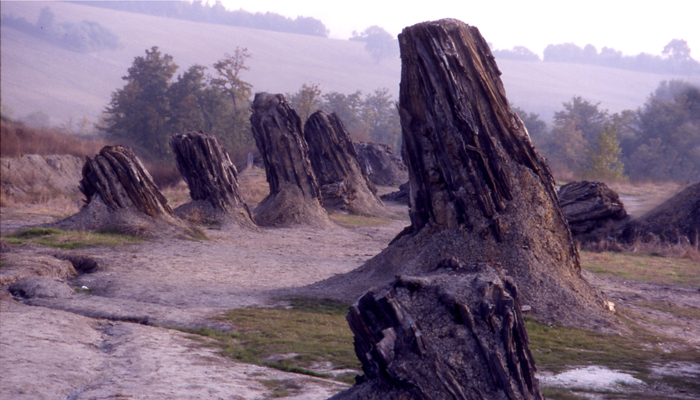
(2, 1, 699, 128)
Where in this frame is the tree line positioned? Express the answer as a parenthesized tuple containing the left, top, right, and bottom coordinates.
(101, 47, 400, 165)
(103, 46, 698, 184)
(76, 1, 329, 37)
(493, 40, 700, 75)
(515, 79, 700, 183)
(1, 7, 120, 53)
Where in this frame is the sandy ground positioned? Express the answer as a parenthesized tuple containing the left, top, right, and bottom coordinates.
(0, 206, 407, 400)
(1, 191, 699, 399)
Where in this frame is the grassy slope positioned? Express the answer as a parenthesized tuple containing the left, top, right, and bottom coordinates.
(2, 1, 700, 127)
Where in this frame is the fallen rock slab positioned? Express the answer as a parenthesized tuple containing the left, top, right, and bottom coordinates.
(558, 180, 628, 237)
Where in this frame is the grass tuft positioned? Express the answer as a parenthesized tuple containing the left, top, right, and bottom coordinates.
(177, 297, 359, 382)
(5, 227, 141, 249)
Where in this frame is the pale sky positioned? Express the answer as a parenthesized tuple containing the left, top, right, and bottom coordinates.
(219, 0, 700, 58)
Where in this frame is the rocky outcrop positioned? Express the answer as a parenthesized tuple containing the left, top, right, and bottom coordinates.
(304, 111, 385, 215)
(249, 93, 331, 228)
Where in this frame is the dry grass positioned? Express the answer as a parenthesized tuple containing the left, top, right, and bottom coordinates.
(238, 167, 269, 208)
(1, 119, 107, 157)
(580, 249, 700, 287)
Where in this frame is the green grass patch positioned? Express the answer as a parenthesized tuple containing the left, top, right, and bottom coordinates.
(527, 317, 700, 396)
(637, 302, 700, 320)
(260, 379, 303, 397)
(580, 251, 700, 287)
(179, 297, 360, 382)
(4, 227, 142, 249)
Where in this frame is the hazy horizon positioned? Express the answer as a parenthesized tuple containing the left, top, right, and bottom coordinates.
(219, 0, 700, 57)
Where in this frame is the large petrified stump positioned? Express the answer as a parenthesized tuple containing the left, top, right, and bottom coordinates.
(311, 19, 608, 328)
(353, 142, 408, 187)
(330, 264, 542, 400)
(303, 111, 385, 215)
(51, 145, 191, 237)
(169, 131, 255, 227)
(249, 93, 331, 227)
(558, 181, 628, 238)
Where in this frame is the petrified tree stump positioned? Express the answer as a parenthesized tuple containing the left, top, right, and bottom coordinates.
(51, 145, 190, 237)
(310, 19, 608, 328)
(249, 93, 331, 227)
(558, 181, 627, 237)
(303, 111, 385, 215)
(169, 131, 255, 227)
(353, 141, 408, 186)
(330, 264, 542, 400)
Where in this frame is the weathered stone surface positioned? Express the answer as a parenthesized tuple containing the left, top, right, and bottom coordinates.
(353, 142, 408, 187)
(330, 264, 542, 400)
(8, 276, 75, 299)
(249, 93, 331, 228)
(50, 145, 193, 237)
(616, 181, 700, 245)
(304, 111, 385, 215)
(558, 181, 628, 236)
(170, 131, 255, 227)
(311, 19, 608, 328)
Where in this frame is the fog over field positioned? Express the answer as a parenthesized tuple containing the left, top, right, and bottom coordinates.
(2, 1, 699, 128)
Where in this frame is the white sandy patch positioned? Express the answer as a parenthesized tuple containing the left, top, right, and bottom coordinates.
(538, 366, 644, 391)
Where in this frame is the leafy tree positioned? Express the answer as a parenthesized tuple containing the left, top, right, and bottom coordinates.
(582, 122, 625, 181)
(351, 26, 399, 64)
(361, 88, 401, 150)
(167, 64, 209, 133)
(211, 48, 253, 112)
(322, 91, 365, 139)
(624, 80, 700, 182)
(492, 46, 540, 61)
(287, 83, 323, 124)
(210, 49, 255, 156)
(553, 96, 609, 144)
(103, 46, 178, 159)
(540, 117, 587, 175)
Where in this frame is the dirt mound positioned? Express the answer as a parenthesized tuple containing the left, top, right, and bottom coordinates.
(0, 154, 84, 201)
(617, 181, 700, 245)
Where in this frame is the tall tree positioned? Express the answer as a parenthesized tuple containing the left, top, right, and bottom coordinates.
(167, 64, 209, 133)
(553, 96, 609, 144)
(361, 88, 401, 150)
(350, 26, 399, 64)
(103, 46, 178, 159)
(627, 81, 700, 182)
(287, 82, 323, 124)
(322, 91, 365, 140)
(582, 122, 625, 181)
(211, 47, 252, 112)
